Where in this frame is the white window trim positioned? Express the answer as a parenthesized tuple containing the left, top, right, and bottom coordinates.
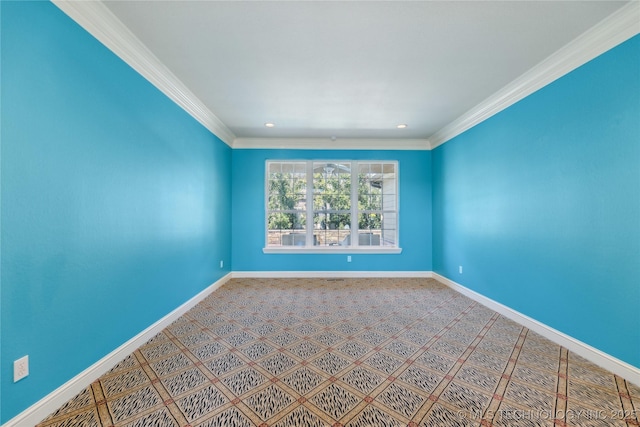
(264, 160, 401, 254)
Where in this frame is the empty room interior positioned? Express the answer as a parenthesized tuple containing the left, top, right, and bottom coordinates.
(1, 1, 639, 426)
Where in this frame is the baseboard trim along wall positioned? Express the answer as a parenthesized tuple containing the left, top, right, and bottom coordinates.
(231, 271, 435, 279)
(431, 272, 640, 387)
(7, 270, 639, 426)
(3, 273, 232, 427)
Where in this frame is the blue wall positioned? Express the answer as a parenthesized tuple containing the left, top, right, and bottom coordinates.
(0, 2, 231, 422)
(432, 35, 640, 368)
(232, 149, 432, 272)
(1, 0, 638, 423)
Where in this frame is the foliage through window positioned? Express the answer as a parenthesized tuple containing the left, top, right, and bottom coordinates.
(266, 161, 398, 249)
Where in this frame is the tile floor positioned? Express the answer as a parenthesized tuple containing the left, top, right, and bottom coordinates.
(37, 278, 640, 427)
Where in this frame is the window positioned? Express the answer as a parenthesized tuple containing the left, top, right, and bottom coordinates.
(266, 161, 399, 252)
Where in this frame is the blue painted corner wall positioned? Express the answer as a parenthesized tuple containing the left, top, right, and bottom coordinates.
(1, 0, 638, 424)
(1, 2, 231, 422)
(231, 149, 432, 272)
(432, 35, 640, 367)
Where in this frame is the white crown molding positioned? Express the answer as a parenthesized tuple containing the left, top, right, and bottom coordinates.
(432, 273, 640, 387)
(3, 274, 232, 427)
(232, 138, 430, 150)
(51, 0, 236, 147)
(428, 1, 640, 149)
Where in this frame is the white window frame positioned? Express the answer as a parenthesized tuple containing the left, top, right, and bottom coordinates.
(264, 160, 401, 254)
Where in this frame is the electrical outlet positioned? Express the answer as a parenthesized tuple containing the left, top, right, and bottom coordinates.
(220, 260, 224, 269)
(459, 265, 463, 274)
(14, 355, 29, 382)
(347, 256, 352, 263)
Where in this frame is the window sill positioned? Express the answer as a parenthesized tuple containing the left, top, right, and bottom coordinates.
(263, 247, 403, 254)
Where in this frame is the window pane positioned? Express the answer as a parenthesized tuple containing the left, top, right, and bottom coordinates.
(314, 213, 350, 246)
(267, 160, 397, 249)
(358, 213, 381, 230)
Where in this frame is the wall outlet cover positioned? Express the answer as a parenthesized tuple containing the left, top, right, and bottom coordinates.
(14, 355, 29, 382)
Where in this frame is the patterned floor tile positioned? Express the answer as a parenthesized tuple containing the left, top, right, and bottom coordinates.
(415, 351, 456, 373)
(260, 353, 296, 375)
(397, 365, 443, 393)
(140, 341, 180, 361)
(221, 367, 267, 396)
(169, 321, 201, 337)
(335, 322, 361, 335)
(272, 406, 330, 427)
(568, 362, 617, 389)
(175, 385, 227, 422)
(310, 383, 359, 420)
(440, 381, 491, 416)
(40, 387, 95, 421)
(41, 409, 101, 427)
(511, 365, 558, 392)
(161, 368, 208, 397)
(517, 349, 560, 372)
(195, 406, 252, 427)
(454, 365, 500, 392)
(283, 366, 324, 395)
(364, 352, 404, 375)
(567, 378, 623, 411)
(385, 341, 417, 358)
(150, 353, 193, 377)
(401, 330, 433, 346)
(178, 331, 212, 348)
(341, 365, 384, 394)
(225, 331, 256, 347)
(430, 339, 467, 358)
(289, 341, 322, 359)
(492, 402, 553, 427)
(122, 407, 178, 427)
(108, 385, 162, 423)
(504, 381, 555, 412)
(466, 349, 509, 373)
(313, 331, 344, 346)
(253, 323, 278, 336)
(192, 342, 226, 361)
(338, 341, 371, 359)
(245, 384, 294, 421)
(212, 323, 239, 337)
(345, 405, 404, 427)
(108, 354, 139, 374)
(101, 368, 150, 398)
(378, 382, 425, 418)
(205, 352, 245, 376)
(565, 401, 629, 427)
(241, 341, 275, 360)
(357, 331, 388, 346)
(295, 323, 319, 336)
(313, 352, 351, 375)
(271, 332, 300, 346)
(421, 403, 480, 427)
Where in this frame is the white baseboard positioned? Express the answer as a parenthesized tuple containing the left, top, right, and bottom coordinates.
(231, 271, 434, 279)
(431, 272, 640, 387)
(3, 273, 232, 427)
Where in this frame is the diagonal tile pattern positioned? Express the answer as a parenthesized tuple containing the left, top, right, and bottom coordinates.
(37, 278, 639, 427)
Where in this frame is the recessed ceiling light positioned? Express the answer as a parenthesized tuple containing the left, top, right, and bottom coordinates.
(396, 124, 408, 129)
(265, 122, 275, 128)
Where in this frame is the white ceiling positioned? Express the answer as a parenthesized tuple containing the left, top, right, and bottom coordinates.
(100, 0, 631, 143)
